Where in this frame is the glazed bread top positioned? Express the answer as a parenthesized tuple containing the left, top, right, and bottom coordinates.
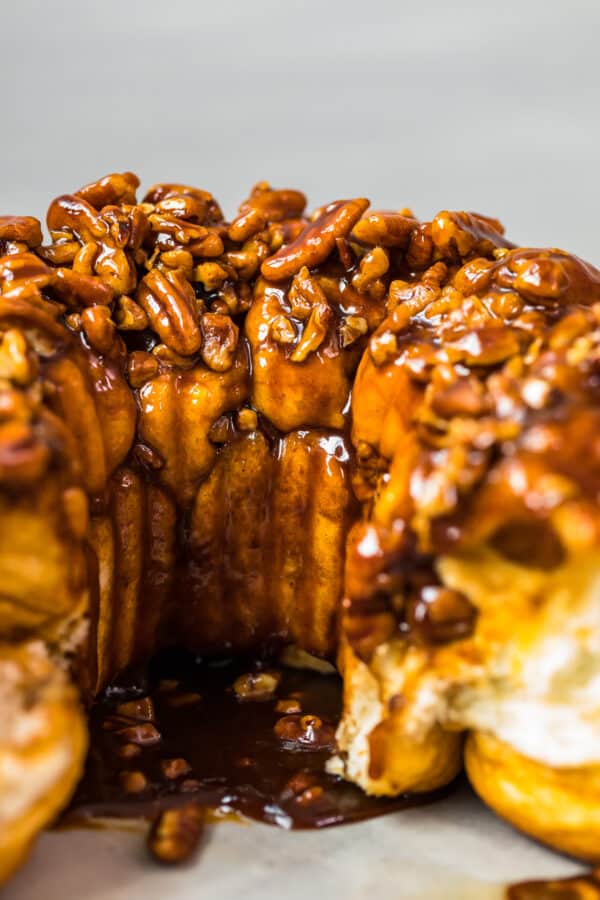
(0, 173, 599, 703)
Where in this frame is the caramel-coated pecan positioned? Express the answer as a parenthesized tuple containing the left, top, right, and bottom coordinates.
(200, 313, 239, 371)
(0, 330, 38, 385)
(0, 216, 43, 249)
(227, 208, 267, 242)
(288, 266, 328, 319)
(127, 351, 159, 388)
(339, 314, 368, 348)
(137, 268, 202, 356)
(239, 185, 306, 222)
(431, 210, 512, 259)
(52, 268, 114, 308)
(47, 194, 107, 241)
(187, 230, 224, 258)
(81, 305, 117, 355)
(406, 222, 434, 269)
(0, 253, 53, 293)
(147, 804, 205, 865)
(114, 296, 149, 331)
(147, 212, 208, 246)
(75, 172, 140, 209)
(261, 198, 369, 280)
(290, 303, 333, 363)
(270, 314, 297, 345)
(352, 247, 389, 294)
(154, 194, 207, 222)
(143, 183, 223, 224)
(225, 237, 269, 280)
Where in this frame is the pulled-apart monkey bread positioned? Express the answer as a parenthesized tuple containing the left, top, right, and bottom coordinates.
(0, 172, 599, 884)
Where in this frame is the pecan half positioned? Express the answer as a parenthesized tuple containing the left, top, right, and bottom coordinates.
(46, 194, 107, 242)
(154, 195, 207, 222)
(0, 216, 43, 248)
(239, 185, 306, 222)
(137, 268, 202, 356)
(143, 183, 223, 224)
(147, 804, 205, 865)
(52, 268, 114, 308)
(148, 212, 208, 246)
(261, 198, 369, 281)
(81, 306, 117, 355)
(352, 211, 416, 247)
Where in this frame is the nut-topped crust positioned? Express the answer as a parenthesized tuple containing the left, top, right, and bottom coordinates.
(0, 642, 87, 884)
(1, 171, 600, 881)
(344, 244, 600, 660)
(0, 173, 396, 682)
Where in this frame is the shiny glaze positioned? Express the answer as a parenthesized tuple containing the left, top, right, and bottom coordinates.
(1, 172, 599, 881)
(66, 653, 448, 829)
(343, 241, 600, 660)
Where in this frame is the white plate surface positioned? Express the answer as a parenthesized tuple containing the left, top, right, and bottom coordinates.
(4, 784, 582, 900)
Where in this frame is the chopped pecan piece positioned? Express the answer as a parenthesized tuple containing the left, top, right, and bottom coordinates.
(339, 314, 368, 348)
(115, 296, 149, 330)
(0, 330, 38, 385)
(147, 804, 205, 865)
(120, 771, 148, 794)
(352, 247, 389, 294)
(270, 314, 297, 345)
(233, 670, 281, 700)
(290, 303, 333, 362)
(274, 714, 335, 749)
(128, 351, 159, 388)
(200, 313, 239, 371)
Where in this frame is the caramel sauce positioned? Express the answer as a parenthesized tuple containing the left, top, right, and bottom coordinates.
(507, 871, 600, 898)
(65, 652, 450, 830)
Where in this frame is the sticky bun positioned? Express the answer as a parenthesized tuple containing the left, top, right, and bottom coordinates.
(0, 174, 599, 881)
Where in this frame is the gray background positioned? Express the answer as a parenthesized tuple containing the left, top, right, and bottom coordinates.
(0, 0, 598, 260)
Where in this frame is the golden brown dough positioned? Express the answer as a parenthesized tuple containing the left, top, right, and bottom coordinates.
(331, 217, 600, 858)
(466, 732, 600, 862)
(1, 176, 599, 882)
(0, 642, 87, 884)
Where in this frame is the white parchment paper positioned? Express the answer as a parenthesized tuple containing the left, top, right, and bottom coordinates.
(3, 784, 583, 900)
